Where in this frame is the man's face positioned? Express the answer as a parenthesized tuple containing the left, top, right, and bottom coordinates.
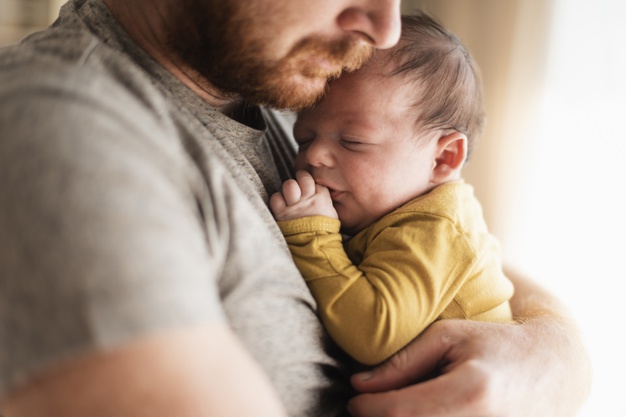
(167, 0, 400, 110)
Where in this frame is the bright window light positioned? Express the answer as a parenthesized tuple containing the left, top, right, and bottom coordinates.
(506, 1, 626, 416)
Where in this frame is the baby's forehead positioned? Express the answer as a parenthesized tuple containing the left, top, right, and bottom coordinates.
(359, 49, 396, 76)
(335, 57, 400, 89)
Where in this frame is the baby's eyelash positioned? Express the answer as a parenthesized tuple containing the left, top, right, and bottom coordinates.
(340, 139, 365, 149)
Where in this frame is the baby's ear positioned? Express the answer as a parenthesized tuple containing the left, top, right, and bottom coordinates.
(431, 131, 468, 183)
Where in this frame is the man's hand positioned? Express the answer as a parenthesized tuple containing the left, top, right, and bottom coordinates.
(270, 170, 338, 221)
(347, 271, 592, 417)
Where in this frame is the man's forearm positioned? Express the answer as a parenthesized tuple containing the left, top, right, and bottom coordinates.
(505, 266, 592, 416)
(506, 266, 572, 320)
(1, 325, 287, 417)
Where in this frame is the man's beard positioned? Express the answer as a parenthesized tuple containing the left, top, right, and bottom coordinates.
(167, 0, 372, 110)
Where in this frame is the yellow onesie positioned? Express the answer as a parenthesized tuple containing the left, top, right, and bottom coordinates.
(277, 181, 514, 366)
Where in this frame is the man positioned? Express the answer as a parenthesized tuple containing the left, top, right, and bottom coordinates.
(0, 1, 590, 416)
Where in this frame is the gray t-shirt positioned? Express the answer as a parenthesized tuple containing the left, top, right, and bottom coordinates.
(0, 0, 351, 415)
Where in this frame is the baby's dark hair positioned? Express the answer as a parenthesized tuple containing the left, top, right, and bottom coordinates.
(385, 13, 485, 159)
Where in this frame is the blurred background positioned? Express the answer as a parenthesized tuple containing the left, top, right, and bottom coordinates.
(0, 0, 63, 43)
(1, 0, 624, 416)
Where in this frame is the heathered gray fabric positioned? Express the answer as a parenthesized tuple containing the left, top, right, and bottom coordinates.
(0, 0, 351, 415)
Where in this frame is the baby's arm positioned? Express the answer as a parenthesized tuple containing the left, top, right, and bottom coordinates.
(275, 207, 512, 367)
(270, 170, 338, 221)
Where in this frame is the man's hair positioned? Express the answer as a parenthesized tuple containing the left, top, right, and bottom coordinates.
(385, 13, 485, 159)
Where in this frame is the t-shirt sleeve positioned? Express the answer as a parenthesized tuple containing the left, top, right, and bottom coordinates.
(0, 66, 225, 397)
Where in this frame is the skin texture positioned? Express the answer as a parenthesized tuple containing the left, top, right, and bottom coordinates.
(1, 0, 592, 416)
(270, 55, 467, 234)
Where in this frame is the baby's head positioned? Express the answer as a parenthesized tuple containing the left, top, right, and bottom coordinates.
(381, 13, 484, 158)
(293, 12, 485, 234)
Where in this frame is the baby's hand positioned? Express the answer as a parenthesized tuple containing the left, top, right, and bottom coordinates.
(270, 170, 338, 221)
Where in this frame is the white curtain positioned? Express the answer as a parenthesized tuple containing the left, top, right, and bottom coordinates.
(509, 2, 626, 416)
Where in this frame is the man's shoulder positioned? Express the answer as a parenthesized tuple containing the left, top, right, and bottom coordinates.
(1, 20, 168, 121)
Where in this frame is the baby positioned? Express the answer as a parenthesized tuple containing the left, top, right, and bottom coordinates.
(270, 13, 514, 366)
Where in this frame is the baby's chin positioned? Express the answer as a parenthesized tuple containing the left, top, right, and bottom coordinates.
(337, 216, 372, 237)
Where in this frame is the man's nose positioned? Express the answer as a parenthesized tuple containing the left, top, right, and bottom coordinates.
(337, 0, 402, 49)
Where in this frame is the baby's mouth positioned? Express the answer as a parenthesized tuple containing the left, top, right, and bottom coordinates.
(328, 188, 344, 201)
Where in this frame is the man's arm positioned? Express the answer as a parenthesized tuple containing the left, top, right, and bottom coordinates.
(347, 267, 592, 417)
(1, 325, 288, 417)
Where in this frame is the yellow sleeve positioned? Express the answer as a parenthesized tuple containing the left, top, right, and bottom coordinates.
(279, 214, 460, 365)
(278, 212, 512, 366)
(325, 214, 476, 365)
(277, 215, 355, 281)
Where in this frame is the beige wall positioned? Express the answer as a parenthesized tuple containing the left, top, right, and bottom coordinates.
(0, 0, 64, 46)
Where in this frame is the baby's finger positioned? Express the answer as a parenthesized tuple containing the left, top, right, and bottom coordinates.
(269, 192, 287, 215)
(295, 170, 317, 197)
(282, 179, 302, 205)
(315, 183, 332, 197)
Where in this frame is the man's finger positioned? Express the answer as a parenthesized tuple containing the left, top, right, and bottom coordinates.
(348, 365, 482, 417)
(351, 321, 454, 393)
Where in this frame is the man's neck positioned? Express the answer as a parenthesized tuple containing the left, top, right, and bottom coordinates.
(103, 0, 241, 115)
